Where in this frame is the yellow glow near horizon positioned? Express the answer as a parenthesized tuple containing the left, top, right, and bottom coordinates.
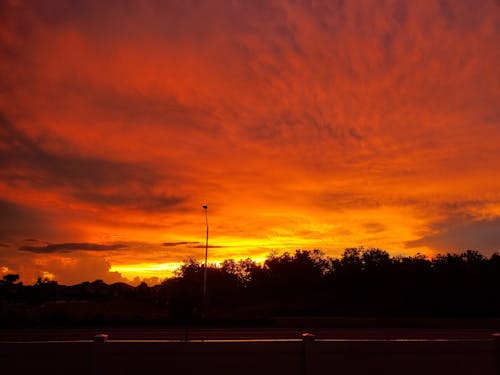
(110, 256, 272, 283)
(110, 262, 184, 280)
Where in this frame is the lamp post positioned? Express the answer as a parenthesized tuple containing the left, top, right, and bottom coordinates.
(202, 205, 208, 309)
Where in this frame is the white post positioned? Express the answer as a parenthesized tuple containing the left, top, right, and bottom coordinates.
(301, 332, 316, 375)
(93, 333, 108, 343)
(493, 333, 500, 374)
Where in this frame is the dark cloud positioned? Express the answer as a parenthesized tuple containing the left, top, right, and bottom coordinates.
(161, 241, 225, 249)
(189, 245, 226, 249)
(162, 241, 199, 247)
(0, 115, 186, 211)
(315, 191, 382, 210)
(28, 77, 224, 138)
(0, 199, 65, 241)
(19, 242, 127, 253)
(406, 217, 500, 255)
(295, 229, 323, 239)
(79, 84, 219, 133)
(0, 114, 157, 188)
(26, 0, 139, 30)
(75, 192, 185, 211)
(362, 222, 387, 234)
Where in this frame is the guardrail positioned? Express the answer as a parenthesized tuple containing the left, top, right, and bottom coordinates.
(1, 333, 498, 375)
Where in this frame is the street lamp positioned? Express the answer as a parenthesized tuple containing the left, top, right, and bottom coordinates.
(202, 205, 208, 308)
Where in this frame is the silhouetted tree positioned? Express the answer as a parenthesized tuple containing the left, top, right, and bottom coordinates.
(2, 274, 19, 284)
(1, 249, 499, 325)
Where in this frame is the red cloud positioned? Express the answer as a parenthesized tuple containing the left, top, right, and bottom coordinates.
(0, 0, 499, 283)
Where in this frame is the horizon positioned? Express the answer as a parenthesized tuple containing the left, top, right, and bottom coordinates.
(2, 247, 498, 287)
(1, 0, 499, 285)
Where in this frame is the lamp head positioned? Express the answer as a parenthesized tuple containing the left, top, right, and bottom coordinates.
(202, 205, 208, 209)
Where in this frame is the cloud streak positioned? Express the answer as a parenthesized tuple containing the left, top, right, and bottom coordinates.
(162, 242, 199, 247)
(19, 242, 127, 254)
(406, 217, 500, 255)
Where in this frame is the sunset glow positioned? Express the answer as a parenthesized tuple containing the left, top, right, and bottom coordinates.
(1, 0, 499, 284)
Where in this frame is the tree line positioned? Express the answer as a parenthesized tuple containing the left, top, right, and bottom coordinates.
(1, 248, 499, 324)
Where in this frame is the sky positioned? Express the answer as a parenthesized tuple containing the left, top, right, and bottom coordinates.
(1, 0, 499, 285)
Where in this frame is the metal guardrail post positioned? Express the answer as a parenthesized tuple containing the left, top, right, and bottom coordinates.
(93, 334, 109, 343)
(492, 333, 500, 375)
(92, 334, 109, 375)
(301, 332, 316, 375)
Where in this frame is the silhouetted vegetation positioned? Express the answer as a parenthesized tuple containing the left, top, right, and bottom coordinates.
(1, 249, 499, 325)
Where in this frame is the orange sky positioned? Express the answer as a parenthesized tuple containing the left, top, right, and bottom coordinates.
(1, 0, 499, 285)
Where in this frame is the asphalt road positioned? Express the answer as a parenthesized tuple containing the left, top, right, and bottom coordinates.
(0, 327, 497, 341)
